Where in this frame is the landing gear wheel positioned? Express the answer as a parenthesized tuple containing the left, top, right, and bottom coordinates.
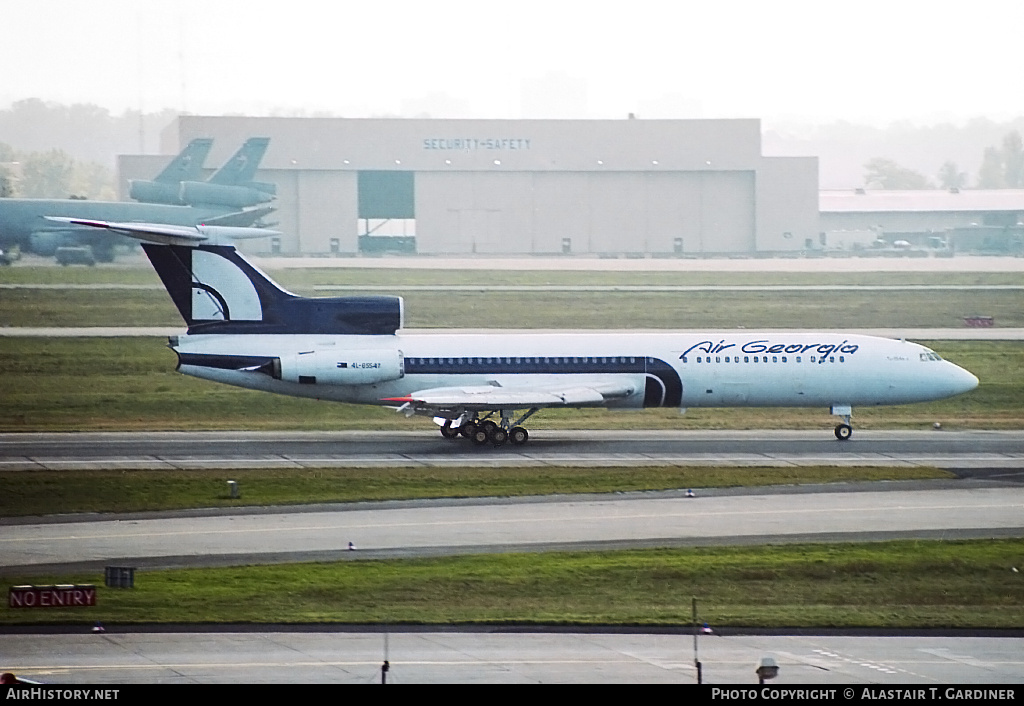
(509, 426, 529, 445)
(480, 420, 498, 434)
(461, 422, 478, 438)
(440, 422, 460, 440)
(834, 423, 853, 441)
(470, 428, 491, 446)
(489, 426, 508, 447)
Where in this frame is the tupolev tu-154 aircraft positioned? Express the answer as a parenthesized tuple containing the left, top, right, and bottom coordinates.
(50, 218, 980, 447)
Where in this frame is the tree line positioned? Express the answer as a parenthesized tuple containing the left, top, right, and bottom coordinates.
(0, 142, 115, 199)
(863, 131, 1024, 190)
(0, 97, 178, 199)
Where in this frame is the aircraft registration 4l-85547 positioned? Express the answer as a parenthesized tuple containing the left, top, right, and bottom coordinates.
(50, 218, 980, 447)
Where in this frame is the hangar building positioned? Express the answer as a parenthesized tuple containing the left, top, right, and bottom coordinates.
(118, 116, 819, 257)
(820, 189, 1024, 254)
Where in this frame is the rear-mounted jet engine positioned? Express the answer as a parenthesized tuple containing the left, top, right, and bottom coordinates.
(267, 349, 405, 386)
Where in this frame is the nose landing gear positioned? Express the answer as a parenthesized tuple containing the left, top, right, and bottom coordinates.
(831, 405, 853, 441)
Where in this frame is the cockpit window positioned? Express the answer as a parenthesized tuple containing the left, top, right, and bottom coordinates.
(920, 351, 943, 362)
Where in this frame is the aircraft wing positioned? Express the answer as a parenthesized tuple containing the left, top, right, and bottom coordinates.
(384, 379, 636, 411)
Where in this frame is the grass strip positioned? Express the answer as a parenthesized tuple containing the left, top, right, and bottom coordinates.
(0, 465, 952, 517)
(3, 287, 1022, 328)
(2, 539, 1022, 628)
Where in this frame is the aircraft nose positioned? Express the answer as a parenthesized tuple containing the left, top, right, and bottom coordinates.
(948, 364, 979, 396)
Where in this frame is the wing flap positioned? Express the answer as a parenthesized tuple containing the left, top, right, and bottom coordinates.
(385, 379, 636, 410)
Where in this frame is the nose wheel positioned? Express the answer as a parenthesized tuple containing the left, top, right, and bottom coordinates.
(831, 406, 853, 441)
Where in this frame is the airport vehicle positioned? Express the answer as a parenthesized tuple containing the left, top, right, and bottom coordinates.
(130, 137, 276, 209)
(47, 217, 982, 446)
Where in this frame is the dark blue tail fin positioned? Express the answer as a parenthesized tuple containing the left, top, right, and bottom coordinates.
(43, 217, 402, 336)
(142, 243, 403, 335)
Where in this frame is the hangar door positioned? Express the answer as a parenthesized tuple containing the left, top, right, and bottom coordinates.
(697, 171, 755, 253)
(357, 171, 416, 254)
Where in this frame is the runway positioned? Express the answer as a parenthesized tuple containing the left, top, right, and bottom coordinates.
(2, 429, 1023, 472)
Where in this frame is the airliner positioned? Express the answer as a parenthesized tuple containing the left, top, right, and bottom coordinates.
(49, 218, 980, 447)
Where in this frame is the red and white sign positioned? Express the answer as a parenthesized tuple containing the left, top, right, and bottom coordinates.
(8, 585, 97, 608)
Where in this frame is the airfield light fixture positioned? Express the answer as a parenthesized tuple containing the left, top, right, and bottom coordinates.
(756, 657, 779, 683)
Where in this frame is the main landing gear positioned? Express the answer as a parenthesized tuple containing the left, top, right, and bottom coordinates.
(439, 409, 538, 448)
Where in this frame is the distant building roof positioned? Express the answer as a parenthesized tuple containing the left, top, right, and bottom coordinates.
(820, 189, 1024, 214)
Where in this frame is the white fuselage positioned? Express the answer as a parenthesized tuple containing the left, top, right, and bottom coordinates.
(173, 331, 979, 411)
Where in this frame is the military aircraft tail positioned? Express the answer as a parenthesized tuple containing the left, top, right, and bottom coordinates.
(208, 137, 271, 186)
(175, 138, 276, 207)
(152, 138, 214, 183)
(130, 138, 214, 204)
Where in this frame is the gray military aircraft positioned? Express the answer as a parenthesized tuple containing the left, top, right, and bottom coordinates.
(129, 137, 276, 209)
(0, 139, 275, 262)
(124, 138, 214, 205)
(0, 198, 274, 262)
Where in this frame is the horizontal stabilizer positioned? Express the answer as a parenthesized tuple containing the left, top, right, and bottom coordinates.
(44, 217, 279, 246)
(199, 206, 276, 228)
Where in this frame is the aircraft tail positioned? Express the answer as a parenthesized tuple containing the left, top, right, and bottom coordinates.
(43, 217, 402, 336)
(208, 137, 270, 186)
(153, 138, 214, 183)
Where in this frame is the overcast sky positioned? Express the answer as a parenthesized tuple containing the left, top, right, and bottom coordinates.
(4, 0, 1021, 127)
